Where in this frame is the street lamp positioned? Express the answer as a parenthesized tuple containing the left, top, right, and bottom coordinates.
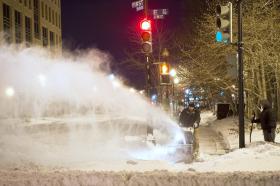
(38, 74, 47, 87)
(174, 77, 179, 84)
(129, 88, 136, 93)
(169, 69, 177, 77)
(168, 68, 180, 116)
(5, 87, 15, 97)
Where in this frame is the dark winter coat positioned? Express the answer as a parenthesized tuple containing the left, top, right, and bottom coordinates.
(179, 108, 201, 128)
(254, 100, 276, 130)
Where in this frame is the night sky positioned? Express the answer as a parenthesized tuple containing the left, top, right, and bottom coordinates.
(61, 0, 203, 88)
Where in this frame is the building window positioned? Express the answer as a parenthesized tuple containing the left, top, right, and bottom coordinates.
(33, 0, 38, 9)
(41, 2, 44, 18)
(24, 0, 27, 6)
(45, 5, 48, 20)
(52, 10, 54, 25)
(15, 10, 23, 43)
(3, 3, 11, 43)
(42, 27, 48, 47)
(58, 14, 61, 28)
(50, 31, 54, 47)
(33, 0, 40, 39)
(29, 0, 32, 9)
(19, 0, 22, 3)
(25, 16, 32, 45)
(55, 12, 57, 26)
(49, 7, 51, 22)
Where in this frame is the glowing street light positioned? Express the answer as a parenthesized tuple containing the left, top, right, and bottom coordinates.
(174, 77, 180, 84)
(185, 89, 190, 94)
(169, 69, 177, 77)
(5, 87, 15, 97)
(129, 88, 136, 93)
(108, 74, 121, 88)
(151, 94, 157, 101)
(108, 74, 115, 81)
(38, 74, 47, 87)
(112, 80, 121, 88)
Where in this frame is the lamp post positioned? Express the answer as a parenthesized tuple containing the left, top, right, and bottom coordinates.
(170, 69, 178, 116)
(170, 69, 177, 99)
(173, 77, 180, 115)
(161, 48, 170, 109)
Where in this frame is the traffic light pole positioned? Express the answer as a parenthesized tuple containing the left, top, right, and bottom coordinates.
(144, 0, 148, 17)
(146, 56, 151, 98)
(143, 0, 151, 98)
(237, 0, 245, 148)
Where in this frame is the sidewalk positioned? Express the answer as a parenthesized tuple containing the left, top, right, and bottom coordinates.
(194, 111, 230, 158)
(195, 126, 230, 156)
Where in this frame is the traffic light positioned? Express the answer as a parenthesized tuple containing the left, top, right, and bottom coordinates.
(216, 2, 232, 44)
(140, 18, 152, 54)
(159, 63, 170, 84)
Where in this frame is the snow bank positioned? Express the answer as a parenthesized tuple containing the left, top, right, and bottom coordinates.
(187, 142, 280, 172)
(0, 170, 280, 186)
(207, 115, 280, 149)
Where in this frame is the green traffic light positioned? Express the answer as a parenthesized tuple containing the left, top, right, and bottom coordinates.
(216, 31, 223, 42)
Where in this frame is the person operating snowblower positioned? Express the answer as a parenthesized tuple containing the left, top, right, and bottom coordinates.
(179, 102, 200, 158)
(179, 103, 201, 129)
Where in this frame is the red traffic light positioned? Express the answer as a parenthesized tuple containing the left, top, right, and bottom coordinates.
(141, 31, 151, 42)
(139, 18, 152, 54)
(140, 19, 151, 31)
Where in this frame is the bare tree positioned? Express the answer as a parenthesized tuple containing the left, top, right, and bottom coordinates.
(175, 0, 280, 118)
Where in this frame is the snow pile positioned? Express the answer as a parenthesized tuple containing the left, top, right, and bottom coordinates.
(0, 170, 280, 186)
(207, 115, 280, 149)
(186, 113, 280, 172)
(187, 142, 280, 172)
(199, 111, 216, 127)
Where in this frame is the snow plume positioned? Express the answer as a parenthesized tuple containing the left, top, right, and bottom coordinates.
(0, 44, 185, 168)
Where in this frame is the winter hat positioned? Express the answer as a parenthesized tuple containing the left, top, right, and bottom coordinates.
(260, 99, 271, 109)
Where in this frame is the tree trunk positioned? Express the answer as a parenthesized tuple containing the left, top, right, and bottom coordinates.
(260, 60, 267, 99)
(275, 60, 280, 120)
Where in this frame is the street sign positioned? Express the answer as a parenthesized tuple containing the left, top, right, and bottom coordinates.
(132, 0, 144, 11)
(152, 9, 169, 19)
(153, 15, 164, 19)
(153, 9, 169, 16)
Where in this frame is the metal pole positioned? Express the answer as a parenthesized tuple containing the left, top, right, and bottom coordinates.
(172, 82, 175, 115)
(146, 56, 151, 97)
(144, 0, 148, 18)
(144, 0, 150, 97)
(238, 0, 245, 148)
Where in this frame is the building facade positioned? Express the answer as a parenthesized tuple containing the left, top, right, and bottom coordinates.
(0, 0, 62, 52)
